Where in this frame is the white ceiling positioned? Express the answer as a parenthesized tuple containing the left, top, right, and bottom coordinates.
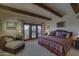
(1, 3, 75, 19)
(1, 3, 57, 19)
(46, 3, 75, 15)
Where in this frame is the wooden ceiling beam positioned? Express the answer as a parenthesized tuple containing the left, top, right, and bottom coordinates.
(33, 3, 63, 17)
(0, 4, 51, 20)
(71, 3, 79, 14)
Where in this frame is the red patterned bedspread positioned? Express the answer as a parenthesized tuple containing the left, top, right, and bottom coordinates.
(38, 35, 73, 56)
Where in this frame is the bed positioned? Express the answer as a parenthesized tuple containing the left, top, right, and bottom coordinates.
(38, 30, 73, 56)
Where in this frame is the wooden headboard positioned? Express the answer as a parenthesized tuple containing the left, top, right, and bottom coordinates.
(55, 29, 73, 36)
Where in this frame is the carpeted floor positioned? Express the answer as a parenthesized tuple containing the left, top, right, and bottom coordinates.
(16, 39, 56, 56)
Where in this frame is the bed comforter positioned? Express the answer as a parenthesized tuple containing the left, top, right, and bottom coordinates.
(38, 35, 73, 56)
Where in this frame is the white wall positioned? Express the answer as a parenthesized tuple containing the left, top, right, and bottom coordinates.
(50, 14, 79, 35)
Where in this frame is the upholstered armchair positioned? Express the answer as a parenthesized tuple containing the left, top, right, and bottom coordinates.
(0, 36, 25, 54)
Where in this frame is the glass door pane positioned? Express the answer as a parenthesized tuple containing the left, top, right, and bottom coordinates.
(32, 25, 36, 38)
(24, 25, 30, 39)
(38, 26, 42, 37)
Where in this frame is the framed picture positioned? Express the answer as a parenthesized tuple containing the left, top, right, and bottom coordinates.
(57, 21, 65, 27)
(6, 22, 17, 30)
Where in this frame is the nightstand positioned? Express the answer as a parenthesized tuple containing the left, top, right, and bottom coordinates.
(72, 35, 79, 48)
(73, 39, 79, 50)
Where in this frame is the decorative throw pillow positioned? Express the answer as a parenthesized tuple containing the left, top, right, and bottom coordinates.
(65, 33, 70, 38)
(55, 32, 59, 36)
(55, 32, 66, 38)
(4, 37, 13, 42)
(43, 33, 48, 35)
(55, 32, 62, 37)
(49, 31, 55, 36)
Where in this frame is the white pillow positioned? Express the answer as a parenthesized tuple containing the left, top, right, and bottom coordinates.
(5, 38, 13, 42)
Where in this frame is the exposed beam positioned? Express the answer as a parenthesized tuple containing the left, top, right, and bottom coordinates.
(71, 3, 79, 14)
(0, 4, 51, 20)
(33, 3, 63, 17)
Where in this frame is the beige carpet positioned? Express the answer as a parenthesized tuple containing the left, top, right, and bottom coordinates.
(67, 48, 79, 56)
(17, 40, 56, 56)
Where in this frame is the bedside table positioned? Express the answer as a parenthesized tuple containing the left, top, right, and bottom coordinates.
(74, 40, 79, 50)
(72, 36, 79, 48)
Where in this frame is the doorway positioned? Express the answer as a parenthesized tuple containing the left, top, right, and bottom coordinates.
(23, 23, 42, 40)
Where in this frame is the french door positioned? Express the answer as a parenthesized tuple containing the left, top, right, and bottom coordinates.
(24, 23, 42, 40)
(37, 26, 42, 37)
(24, 24, 30, 39)
(31, 25, 37, 38)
